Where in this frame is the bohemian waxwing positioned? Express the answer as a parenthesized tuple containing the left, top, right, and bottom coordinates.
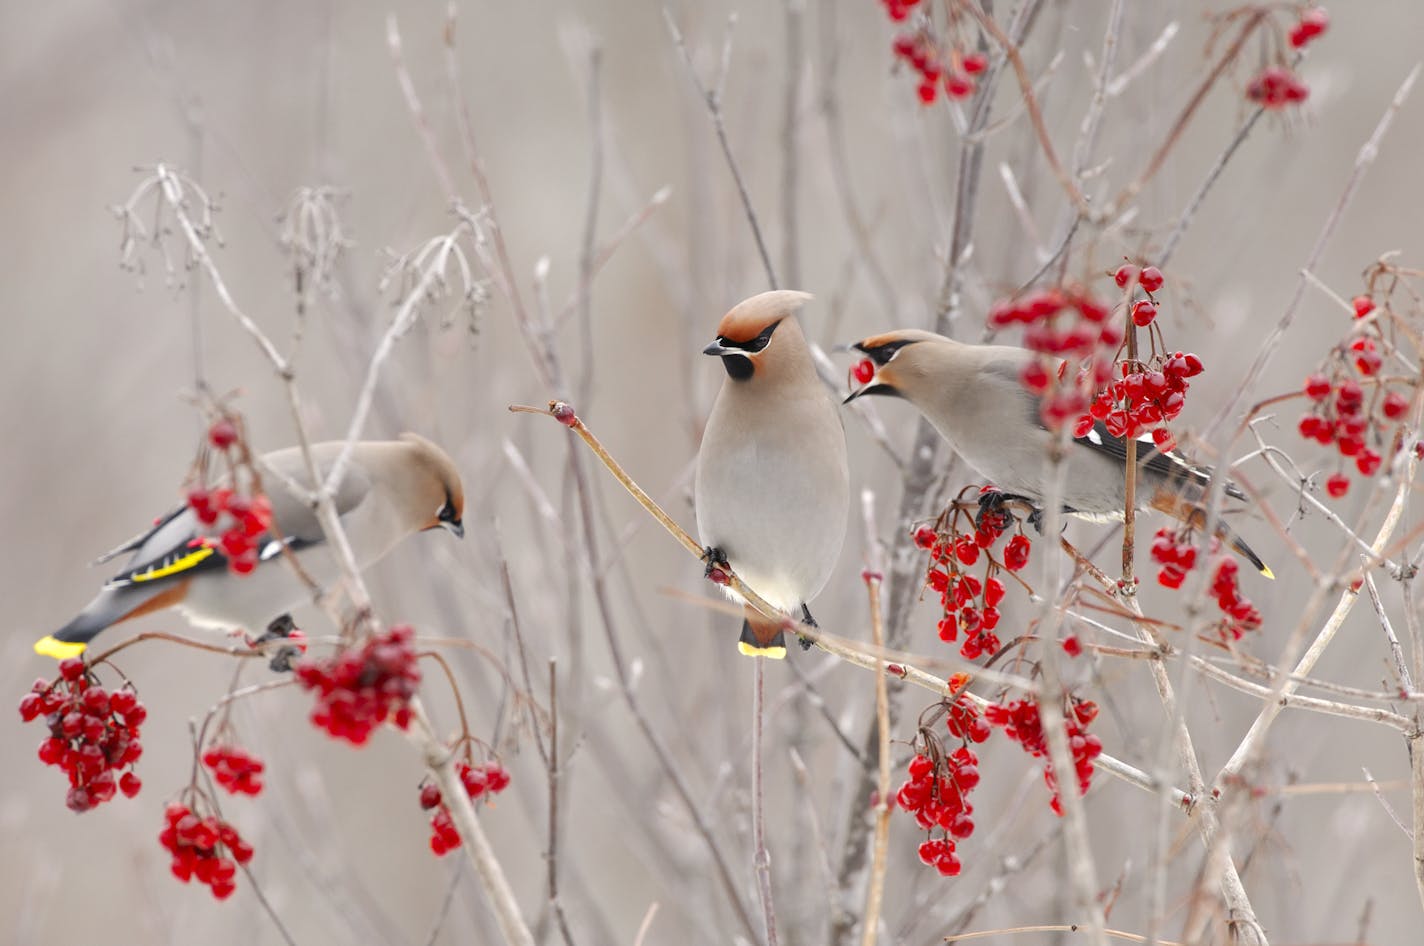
(36, 433, 465, 658)
(844, 330, 1271, 576)
(696, 291, 851, 658)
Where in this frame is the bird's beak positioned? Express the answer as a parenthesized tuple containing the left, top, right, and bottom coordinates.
(702, 339, 729, 357)
(440, 520, 465, 539)
(843, 381, 897, 404)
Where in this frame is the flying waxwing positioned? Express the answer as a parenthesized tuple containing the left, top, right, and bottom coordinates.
(696, 291, 851, 658)
(843, 330, 1271, 576)
(35, 434, 465, 658)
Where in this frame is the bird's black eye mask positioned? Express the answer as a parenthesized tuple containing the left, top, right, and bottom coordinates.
(854, 338, 919, 366)
(717, 319, 781, 354)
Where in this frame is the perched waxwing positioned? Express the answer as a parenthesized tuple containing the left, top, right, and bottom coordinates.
(696, 291, 851, 658)
(35, 434, 465, 658)
(844, 330, 1272, 577)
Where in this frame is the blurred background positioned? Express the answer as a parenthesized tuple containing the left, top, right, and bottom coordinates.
(3, 1, 1423, 943)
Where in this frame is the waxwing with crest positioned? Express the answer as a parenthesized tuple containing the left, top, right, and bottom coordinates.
(844, 330, 1271, 577)
(35, 434, 465, 659)
(696, 291, 851, 657)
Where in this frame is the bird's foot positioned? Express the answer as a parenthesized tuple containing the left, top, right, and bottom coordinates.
(976, 490, 1046, 535)
(797, 604, 818, 651)
(702, 546, 732, 585)
(254, 614, 303, 672)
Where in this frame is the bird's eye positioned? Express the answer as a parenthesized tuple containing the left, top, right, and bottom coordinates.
(744, 322, 779, 353)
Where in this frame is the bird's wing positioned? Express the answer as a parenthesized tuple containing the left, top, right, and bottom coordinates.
(104, 467, 374, 589)
(1073, 420, 1246, 500)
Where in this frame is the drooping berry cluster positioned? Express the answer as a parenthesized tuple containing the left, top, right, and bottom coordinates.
(890, 29, 986, 105)
(1296, 295, 1414, 498)
(185, 487, 273, 576)
(1209, 559, 1263, 641)
(1242, 6, 1327, 109)
(418, 760, 512, 856)
(185, 414, 275, 576)
(1080, 352, 1204, 450)
(1150, 528, 1262, 641)
(916, 493, 1032, 662)
(1246, 66, 1309, 108)
(987, 285, 1121, 429)
(879, 0, 987, 105)
(159, 800, 253, 900)
(202, 743, 266, 796)
(295, 624, 422, 745)
(984, 697, 1100, 816)
(1150, 526, 1199, 590)
(897, 740, 984, 876)
(21, 659, 146, 812)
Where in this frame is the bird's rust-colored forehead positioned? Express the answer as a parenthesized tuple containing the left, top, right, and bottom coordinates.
(714, 290, 811, 342)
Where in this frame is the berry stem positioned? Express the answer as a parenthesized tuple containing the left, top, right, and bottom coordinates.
(1122, 303, 1140, 585)
(417, 651, 473, 759)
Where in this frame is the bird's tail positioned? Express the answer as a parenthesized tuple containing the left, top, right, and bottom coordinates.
(1150, 493, 1274, 579)
(34, 583, 185, 659)
(738, 605, 788, 659)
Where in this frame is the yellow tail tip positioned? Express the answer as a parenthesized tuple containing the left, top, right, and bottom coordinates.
(737, 641, 787, 660)
(34, 636, 87, 660)
(1260, 565, 1275, 580)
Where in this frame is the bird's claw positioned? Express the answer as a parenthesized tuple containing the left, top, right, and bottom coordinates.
(702, 546, 730, 579)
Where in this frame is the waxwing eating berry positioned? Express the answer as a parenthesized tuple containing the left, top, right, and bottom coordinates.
(696, 291, 851, 657)
(35, 434, 465, 658)
(844, 330, 1271, 578)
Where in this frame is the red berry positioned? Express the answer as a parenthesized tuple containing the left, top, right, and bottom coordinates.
(1382, 391, 1409, 420)
(944, 73, 975, 99)
(1325, 473, 1350, 498)
(1137, 266, 1164, 293)
(59, 658, 86, 682)
(208, 419, 238, 450)
(119, 772, 142, 798)
(913, 526, 937, 550)
(1062, 636, 1083, 657)
(1113, 264, 1138, 289)
(917, 80, 937, 105)
(1303, 374, 1332, 400)
(1130, 300, 1157, 327)
(1352, 295, 1375, 319)
(908, 754, 933, 781)
(852, 358, 875, 386)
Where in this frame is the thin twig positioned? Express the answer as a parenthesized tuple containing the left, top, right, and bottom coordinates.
(751, 658, 779, 946)
(664, 9, 779, 289)
(859, 490, 891, 946)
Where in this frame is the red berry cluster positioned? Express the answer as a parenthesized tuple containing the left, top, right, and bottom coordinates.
(202, 743, 266, 796)
(1288, 6, 1329, 49)
(987, 285, 1121, 429)
(897, 744, 983, 877)
(984, 697, 1101, 815)
(418, 760, 512, 856)
(185, 487, 273, 576)
(1209, 559, 1263, 641)
(21, 659, 146, 813)
(1246, 66, 1309, 109)
(1150, 526, 1198, 590)
(159, 800, 253, 900)
(294, 624, 422, 746)
(890, 28, 987, 105)
(1079, 352, 1204, 449)
(915, 499, 1031, 662)
(1297, 306, 1413, 497)
(1151, 529, 1262, 641)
